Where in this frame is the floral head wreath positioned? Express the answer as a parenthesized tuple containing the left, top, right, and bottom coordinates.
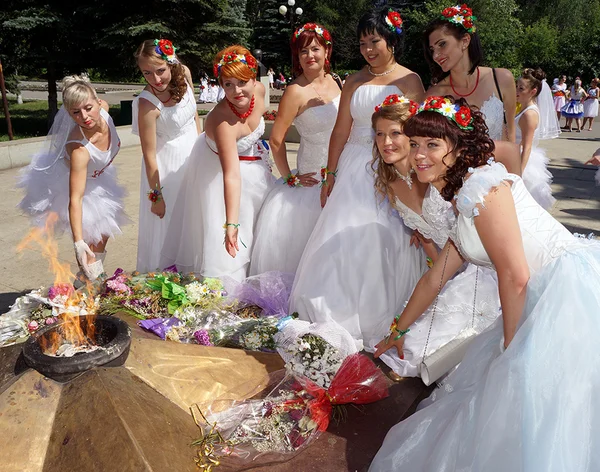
(213, 52, 258, 78)
(154, 39, 178, 64)
(293, 23, 332, 45)
(374, 94, 418, 115)
(440, 4, 477, 34)
(385, 9, 404, 35)
(416, 96, 474, 130)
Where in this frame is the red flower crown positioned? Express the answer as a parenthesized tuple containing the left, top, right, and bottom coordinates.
(213, 53, 258, 78)
(417, 96, 474, 130)
(154, 39, 178, 64)
(293, 23, 332, 45)
(440, 4, 477, 33)
(374, 94, 418, 115)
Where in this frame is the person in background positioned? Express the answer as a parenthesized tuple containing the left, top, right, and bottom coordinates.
(583, 78, 599, 131)
(561, 77, 587, 132)
(267, 67, 275, 89)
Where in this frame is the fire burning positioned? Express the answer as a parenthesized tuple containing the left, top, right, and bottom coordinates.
(17, 212, 99, 356)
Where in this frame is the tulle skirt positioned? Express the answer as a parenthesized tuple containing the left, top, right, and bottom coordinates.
(378, 264, 500, 378)
(561, 99, 584, 119)
(161, 134, 274, 282)
(370, 242, 600, 472)
(584, 98, 599, 118)
(250, 181, 321, 275)
(18, 160, 129, 245)
(521, 146, 556, 210)
(136, 127, 197, 272)
(289, 141, 427, 351)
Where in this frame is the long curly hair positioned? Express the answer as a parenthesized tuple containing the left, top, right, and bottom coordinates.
(134, 39, 188, 103)
(403, 96, 495, 201)
(371, 102, 415, 204)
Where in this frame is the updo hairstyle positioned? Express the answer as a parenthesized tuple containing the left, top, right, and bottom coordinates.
(357, 7, 405, 62)
(62, 75, 98, 110)
(521, 68, 546, 97)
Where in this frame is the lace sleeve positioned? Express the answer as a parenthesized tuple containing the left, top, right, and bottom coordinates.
(422, 186, 456, 248)
(455, 161, 516, 218)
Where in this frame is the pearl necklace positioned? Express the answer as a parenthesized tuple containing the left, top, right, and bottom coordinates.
(367, 64, 397, 77)
(227, 95, 255, 120)
(394, 167, 414, 190)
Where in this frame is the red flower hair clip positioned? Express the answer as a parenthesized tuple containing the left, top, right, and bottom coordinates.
(440, 4, 477, 33)
(293, 23, 332, 45)
(385, 9, 403, 35)
(374, 94, 418, 114)
(154, 39, 178, 64)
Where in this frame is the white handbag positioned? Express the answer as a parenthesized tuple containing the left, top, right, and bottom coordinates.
(419, 248, 480, 387)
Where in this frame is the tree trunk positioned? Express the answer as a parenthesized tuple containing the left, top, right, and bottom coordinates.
(47, 62, 58, 129)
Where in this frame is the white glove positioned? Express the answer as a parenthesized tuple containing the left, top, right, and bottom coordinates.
(74, 240, 95, 278)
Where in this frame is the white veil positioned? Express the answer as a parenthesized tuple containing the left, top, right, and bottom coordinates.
(536, 79, 561, 140)
(29, 106, 77, 172)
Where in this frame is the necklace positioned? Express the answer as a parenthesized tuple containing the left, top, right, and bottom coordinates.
(150, 85, 172, 104)
(305, 74, 326, 101)
(394, 167, 414, 190)
(450, 67, 480, 97)
(227, 95, 255, 120)
(367, 64, 397, 77)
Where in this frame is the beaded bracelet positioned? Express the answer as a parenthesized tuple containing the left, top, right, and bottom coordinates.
(284, 173, 301, 188)
(147, 185, 163, 204)
(385, 314, 410, 343)
(320, 166, 337, 187)
(222, 223, 247, 248)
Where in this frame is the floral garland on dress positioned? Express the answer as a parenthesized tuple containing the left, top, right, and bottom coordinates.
(385, 10, 403, 35)
(293, 23, 332, 45)
(417, 96, 474, 130)
(213, 53, 258, 78)
(154, 39, 178, 64)
(440, 4, 477, 33)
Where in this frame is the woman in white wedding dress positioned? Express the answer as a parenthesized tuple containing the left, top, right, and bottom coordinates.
(515, 68, 556, 209)
(370, 96, 600, 472)
(370, 95, 500, 380)
(133, 39, 201, 272)
(161, 46, 273, 281)
(424, 4, 516, 142)
(289, 7, 428, 351)
(250, 23, 341, 275)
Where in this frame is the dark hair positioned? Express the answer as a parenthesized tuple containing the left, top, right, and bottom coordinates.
(357, 7, 405, 62)
(291, 27, 333, 77)
(423, 19, 483, 85)
(403, 96, 494, 201)
(521, 68, 546, 97)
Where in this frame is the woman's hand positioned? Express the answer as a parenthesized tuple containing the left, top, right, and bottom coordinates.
(585, 149, 600, 166)
(224, 225, 240, 258)
(320, 173, 336, 207)
(297, 172, 319, 187)
(151, 199, 166, 219)
(74, 240, 96, 277)
(374, 333, 405, 360)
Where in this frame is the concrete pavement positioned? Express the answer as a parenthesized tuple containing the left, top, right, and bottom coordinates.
(0, 128, 598, 314)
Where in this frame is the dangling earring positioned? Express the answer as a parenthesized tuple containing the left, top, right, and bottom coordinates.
(392, 46, 395, 54)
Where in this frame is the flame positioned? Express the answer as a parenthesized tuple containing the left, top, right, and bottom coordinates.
(17, 212, 97, 354)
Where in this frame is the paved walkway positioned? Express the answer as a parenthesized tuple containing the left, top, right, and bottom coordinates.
(0, 129, 598, 313)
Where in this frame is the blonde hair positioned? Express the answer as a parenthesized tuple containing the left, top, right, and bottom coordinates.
(62, 75, 98, 109)
(371, 103, 415, 204)
(134, 39, 187, 103)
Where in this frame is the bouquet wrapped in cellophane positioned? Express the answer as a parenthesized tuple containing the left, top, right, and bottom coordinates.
(192, 352, 389, 469)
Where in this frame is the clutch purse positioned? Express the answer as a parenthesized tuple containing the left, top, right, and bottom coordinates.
(418, 247, 480, 387)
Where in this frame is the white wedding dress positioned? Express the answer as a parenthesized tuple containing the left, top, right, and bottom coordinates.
(515, 104, 556, 209)
(370, 161, 600, 472)
(289, 85, 427, 351)
(161, 118, 274, 282)
(378, 186, 500, 378)
(250, 96, 340, 275)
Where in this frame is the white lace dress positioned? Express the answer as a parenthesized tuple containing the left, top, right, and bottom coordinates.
(516, 104, 556, 209)
(370, 162, 600, 472)
(161, 118, 274, 282)
(18, 108, 129, 244)
(378, 187, 500, 378)
(132, 85, 198, 272)
(289, 85, 427, 351)
(250, 96, 340, 275)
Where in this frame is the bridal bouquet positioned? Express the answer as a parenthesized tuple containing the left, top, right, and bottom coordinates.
(192, 352, 389, 468)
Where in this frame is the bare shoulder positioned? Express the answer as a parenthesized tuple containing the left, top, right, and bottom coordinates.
(426, 80, 452, 97)
(395, 68, 425, 99)
(342, 70, 368, 95)
(66, 141, 89, 163)
(99, 99, 109, 112)
(483, 66, 514, 86)
(139, 96, 160, 115)
(255, 80, 266, 95)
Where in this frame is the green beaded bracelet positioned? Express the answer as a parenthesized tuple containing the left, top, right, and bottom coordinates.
(393, 328, 410, 341)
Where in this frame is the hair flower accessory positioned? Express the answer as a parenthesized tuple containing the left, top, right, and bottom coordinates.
(440, 4, 477, 33)
(293, 23, 332, 45)
(214, 52, 258, 78)
(417, 96, 474, 130)
(385, 9, 403, 34)
(154, 39, 178, 64)
(374, 94, 418, 114)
